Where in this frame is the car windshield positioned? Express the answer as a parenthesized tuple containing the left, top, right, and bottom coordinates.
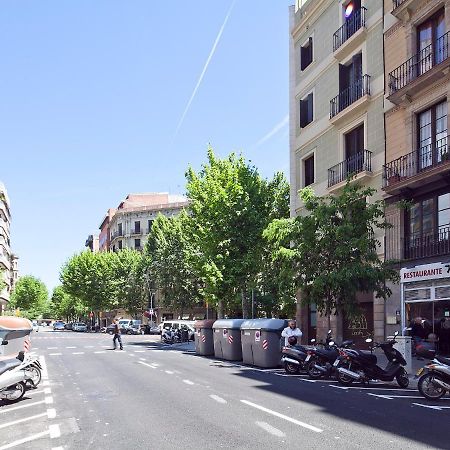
(119, 321, 129, 326)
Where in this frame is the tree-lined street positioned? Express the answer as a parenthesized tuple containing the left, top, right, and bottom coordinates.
(1, 329, 448, 450)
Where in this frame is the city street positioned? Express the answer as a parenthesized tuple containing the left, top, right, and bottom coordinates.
(0, 329, 448, 449)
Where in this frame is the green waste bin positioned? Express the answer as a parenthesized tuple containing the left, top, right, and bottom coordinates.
(212, 319, 245, 361)
(194, 320, 215, 356)
(241, 319, 288, 368)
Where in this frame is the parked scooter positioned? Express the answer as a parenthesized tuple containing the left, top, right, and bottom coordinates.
(417, 354, 450, 400)
(161, 327, 182, 344)
(306, 332, 354, 379)
(336, 331, 409, 387)
(281, 336, 311, 374)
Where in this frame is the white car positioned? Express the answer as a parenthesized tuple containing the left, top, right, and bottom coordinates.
(72, 322, 87, 332)
(32, 321, 39, 332)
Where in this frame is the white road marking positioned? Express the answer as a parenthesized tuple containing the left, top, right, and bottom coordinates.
(182, 379, 194, 385)
(368, 393, 425, 400)
(129, 354, 135, 357)
(85, 346, 94, 348)
(45, 396, 54, 404)
(240, 400, 323, 433)
(49, 424, 61, 438)
(66, 346, 76, 349)
(412, 403, 442, 410)
(0, 412, 47, 430)
(0, 400, 46, 414)
(44, 387, 52, 394)
(332, 385, 415, 392)
(48, 353, 62, 356)
(165, 370, 174, 375)
(94, 351, 106, 354)
(47, 347, 58, 350)
(72, 352, 84, 355)
(0, 430, 50, 449)
(255, 421, 286, 437)
(138, 361, 157, 369)
(139, 358, 146, 361)
(209, 394, 227, 404)
(47, 408, 56, 419)
(134, 350, 145, 353)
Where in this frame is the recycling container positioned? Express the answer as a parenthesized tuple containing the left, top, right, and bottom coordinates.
(0, 316, 33, 358)
(194, 320, 215, 356)
(213, 319, 246, 361)
(240, 319, 288, 368)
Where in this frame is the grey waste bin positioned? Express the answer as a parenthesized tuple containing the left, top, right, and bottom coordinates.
(241, 319, 288, 368)
(212, 319, 246, 361)
(194, 320, 215, 356)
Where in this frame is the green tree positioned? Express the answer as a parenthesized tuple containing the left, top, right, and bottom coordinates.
(48, 285, 87, 321)
(185, 148, 290, 318)
(265, 180, 399, 323)
(9, 275, 48, 319)
(145, 210, 202, 315)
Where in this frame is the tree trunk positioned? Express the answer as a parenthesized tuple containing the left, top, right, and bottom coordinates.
(241, 289, 251, 319)
(217, 300, 224, 319)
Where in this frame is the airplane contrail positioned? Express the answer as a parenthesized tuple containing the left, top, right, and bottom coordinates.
(173, 0, 237, 140)
(252, 114, 289, 149)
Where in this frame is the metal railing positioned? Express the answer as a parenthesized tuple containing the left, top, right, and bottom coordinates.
(330, 75, 371, 119)
(111, 230, 124, 240)
(389, 31, 450, 94)
(383, 135, 449, 187)
(131, 229, 142, 235)
(328, 150, 372, 188)
(405, 226, 450, 260)
(333, 7, 366, 52)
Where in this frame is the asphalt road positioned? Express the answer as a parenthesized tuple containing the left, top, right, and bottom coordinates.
(1, 329, 449, 450)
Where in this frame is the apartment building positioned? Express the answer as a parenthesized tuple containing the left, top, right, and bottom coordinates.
(108, 193, 189, 252)
(0, 182, 12, 313)
(289, 0, 385, 345)
(384, 0, 450, 354)
(85, 234, 100, 252)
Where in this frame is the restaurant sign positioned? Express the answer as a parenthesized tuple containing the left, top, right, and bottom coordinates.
(401, 262, 450, 283)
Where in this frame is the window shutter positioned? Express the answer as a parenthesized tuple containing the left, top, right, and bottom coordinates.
(307, 37, 313, 65)
(300, 46, 306, 71)
(307, 93, 313, 124)
(300, 99, 306, 128)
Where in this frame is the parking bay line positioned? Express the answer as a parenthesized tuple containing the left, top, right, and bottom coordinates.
(48, 353, 62, 356)
(0, 411, 48, 430)
(240, 400, 323, 433)
(0, 430, 50, 450)
(255, 421, 286, 438)
(138, 361, 157, 369)
(0, 400, 46, 414)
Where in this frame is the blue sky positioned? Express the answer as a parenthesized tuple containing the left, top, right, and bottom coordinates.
(0, 0, 292, 293)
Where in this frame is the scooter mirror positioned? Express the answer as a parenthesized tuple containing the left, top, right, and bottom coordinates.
(1, 340, 8, 346)
(328, 330, 332, 334)
(365, 338, 373, 343)
(310, 339, 316, 343)
(328, 341, 335, 346)
(394, 331, 399, 337)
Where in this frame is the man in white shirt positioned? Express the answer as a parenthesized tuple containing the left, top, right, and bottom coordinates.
(281, 320, 303, 346)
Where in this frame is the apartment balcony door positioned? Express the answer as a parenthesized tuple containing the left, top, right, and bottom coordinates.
(418, 101, 447, 170)
(345, 124, 364, 175)
(417, 10, 445, 76)
(339, 53, 362, 110)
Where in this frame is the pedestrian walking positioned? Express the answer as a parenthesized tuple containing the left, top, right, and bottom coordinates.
(281, 320, 302, 346)
(112, 319, 123, 350)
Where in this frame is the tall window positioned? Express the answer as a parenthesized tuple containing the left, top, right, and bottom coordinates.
(418, 100, 447, 170)
(339, 53, 362, 109)
(118, 240, 123, 250)
(303, 155, 314, 187)
(135, 239, 141, 249)
(301, 37, 313, 71)
(344, 124, 364, 174)
(300, 93, 313, 128)
(417, 10, 445, 75)
(147, 219, 153, 233)
(134, 221, 141, 233)
(118, 223, 123, 236)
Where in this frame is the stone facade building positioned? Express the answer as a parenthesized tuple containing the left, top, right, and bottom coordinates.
(0, 182, 13, 314)
(289, 0, 385, 345)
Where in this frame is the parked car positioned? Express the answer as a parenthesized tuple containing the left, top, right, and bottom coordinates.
(32, 320, 39, 332)
(53, 321, 65, 331)
(72, 322, 87, 332)
(64, 322, 73, 330)
(118, 319, 143, 335)
(141, 324, 161, 335)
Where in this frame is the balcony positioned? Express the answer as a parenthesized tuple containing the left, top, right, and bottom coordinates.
(327, 150, 372, 189)
(130, 229, 142, 236)
(330, 75, 371, 124)
(110, 231, 123, 242)
(383, 136, 450, 194)
(388, 32, 450, 105)
(333, 7, 367, 60)
(391, 0, 423, 22)
(404, 227, 450, 260)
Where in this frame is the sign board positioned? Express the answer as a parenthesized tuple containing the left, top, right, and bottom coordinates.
(149, 309, 154, 315)
(401, 262, 450, 283)
(255, 330, 261, 342)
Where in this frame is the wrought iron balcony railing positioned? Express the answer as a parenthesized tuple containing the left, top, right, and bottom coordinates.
(328, 150, 372, 188)
(392, 0, 406, 9)
(333, 7, 367, 52)
(405, 226, 450, 260)
(330, 75, 370, 119)
(383, 135, 449, 188)
(389, 31, 450, 95)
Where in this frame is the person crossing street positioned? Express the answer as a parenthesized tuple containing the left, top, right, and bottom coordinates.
(112, 319, 123, 350)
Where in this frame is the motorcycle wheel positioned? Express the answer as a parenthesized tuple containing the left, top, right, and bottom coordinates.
(0, 382, 26, 402)
(418, 373, 446, 400)
(307, 359, 323, 379)
(27, 366, 42, 387)
(284, 361, 300, 375)
(395, 368, 409, 389)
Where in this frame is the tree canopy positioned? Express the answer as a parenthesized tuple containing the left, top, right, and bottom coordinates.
(9, 275, 48, 319)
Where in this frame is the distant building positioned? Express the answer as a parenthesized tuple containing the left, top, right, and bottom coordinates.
(108, 193, 189, 252)
(9, 254, 19, 292)
(98, 208, 116, 253)
(85, 234, 100, 253)
(0, 182, 12, 314)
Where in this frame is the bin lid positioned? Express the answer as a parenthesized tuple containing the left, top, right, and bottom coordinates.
(240, 319, 288, 332)
(194, 320, 216, 329)
(212, 319, 246, 330)
(0, 316, 32, 341)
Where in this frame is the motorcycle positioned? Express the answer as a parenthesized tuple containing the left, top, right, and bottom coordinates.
(417, 354, 450, 400)
(281, 336, 313, 374)
(306, 333, 354, 379)
(161, 328, 182, 344)
(336, 331, 409, 388)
